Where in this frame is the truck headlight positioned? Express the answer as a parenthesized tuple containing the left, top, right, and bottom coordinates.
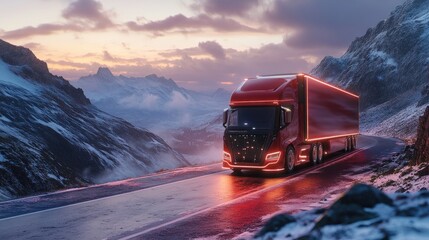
(265, 151, 281, 162)
(223, 151, 232, 162)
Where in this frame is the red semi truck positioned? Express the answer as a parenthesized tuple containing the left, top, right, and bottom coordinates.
(222, 73, 359, 173)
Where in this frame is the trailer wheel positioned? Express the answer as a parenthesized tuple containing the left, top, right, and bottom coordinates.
(345, 137, 350, 152)
(310, 144, 318, 165)
(285, 146, 295, 173)
(317, 143, 323, 163)
(351, 136, 357, 150)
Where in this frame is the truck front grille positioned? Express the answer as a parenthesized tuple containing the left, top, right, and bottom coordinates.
(227, 134, 269, 164)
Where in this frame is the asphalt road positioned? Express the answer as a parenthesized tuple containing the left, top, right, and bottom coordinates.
(0, 135, 404, 240)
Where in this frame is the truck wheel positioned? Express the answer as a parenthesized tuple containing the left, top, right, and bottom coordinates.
(345, 137, 350, 152)
(285, 147, 295, 173)
(317, 143, 323, 163)
(351, 136, 356, 150)
(310, 144, 318, 165)
(353, 136, 357, 149)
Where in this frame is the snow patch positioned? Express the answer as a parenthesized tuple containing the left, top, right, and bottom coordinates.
(369, 50, 397, 68)
(0, 115, 11, 122)
(34, 119, 74, 140)
(0, 60, 39, 93)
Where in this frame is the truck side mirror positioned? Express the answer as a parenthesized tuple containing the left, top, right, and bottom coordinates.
(280, 107, 292, 129)
(284, 108, 292, 124)
(223, 108, 229, 127)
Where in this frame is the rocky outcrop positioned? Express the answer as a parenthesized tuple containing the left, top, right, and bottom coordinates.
(412, 106, 429, 165)
(315, 184, 393, 228)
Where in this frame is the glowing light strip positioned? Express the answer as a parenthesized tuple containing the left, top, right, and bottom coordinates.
(306, 78, 309, 139)
(305, 75, 359, 98)
(256, 74, 296, 79)
(230, 99, 294, 105)
(305, 133, 359, 142)
(222, 158, 281, 169)
(262, 168, 285, 172)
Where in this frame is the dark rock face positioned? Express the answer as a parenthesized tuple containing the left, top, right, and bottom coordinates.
(255, 214, 296, 237)
(315, 184, 392, 228)
(311, 0, 429, 138)
(413, 106, 429, 165)
(0, 40, 189, 200)
(0, 39, 90, 105)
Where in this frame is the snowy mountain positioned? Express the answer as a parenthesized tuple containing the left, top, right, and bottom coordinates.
(72, 68, 230, 133)
(72, 67, 230, 164)
(0, 39, 189, 200)
(312, 0, 429, 139)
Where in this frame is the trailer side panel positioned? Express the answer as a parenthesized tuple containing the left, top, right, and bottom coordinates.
(306, 77, 359, 141)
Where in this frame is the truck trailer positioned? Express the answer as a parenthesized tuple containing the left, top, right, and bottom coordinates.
(222, 73, 359, 173)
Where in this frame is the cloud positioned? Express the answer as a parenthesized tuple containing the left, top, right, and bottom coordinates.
(2, 24, 83, 39)
(194, 0, 260, 16)
(198, 41, 226, 60)
(62, 0, 114, 29)
(51, 41, 334, 90)
(264, 0, 405, 49)
(103, 50, 116, 61)
(126, 14, 262, 33)
(119, 93, 160, 110)
(1, 0, 114, 39)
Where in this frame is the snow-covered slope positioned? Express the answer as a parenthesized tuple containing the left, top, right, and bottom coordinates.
(312, 0, 429, 139)
(72, 68, 230, 133)
(0, 39, 189, 200)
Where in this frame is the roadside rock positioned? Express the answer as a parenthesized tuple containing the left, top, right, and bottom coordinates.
(254, 214, 296, 237)
(314, 183, 393, 228)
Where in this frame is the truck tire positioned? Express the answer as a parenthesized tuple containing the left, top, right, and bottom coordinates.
(317, 143, 323, 163)
(351, 136, 357, 150)
(310, 144, 318, 165)
(354, 136, 358, 149)
(348, 137, 352, 151)
(344, 138, 348, 152)
(285, 146, 295, 173)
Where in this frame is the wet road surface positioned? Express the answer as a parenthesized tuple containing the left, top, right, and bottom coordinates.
(0, 135, 404, 240)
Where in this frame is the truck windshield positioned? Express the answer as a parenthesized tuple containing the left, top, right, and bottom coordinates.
(228, 107, 276, 130)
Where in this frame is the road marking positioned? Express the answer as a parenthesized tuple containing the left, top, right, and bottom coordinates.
(116, 149, 365, 240)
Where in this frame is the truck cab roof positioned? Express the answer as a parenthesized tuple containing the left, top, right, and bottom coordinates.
(230, 73, 304, 106)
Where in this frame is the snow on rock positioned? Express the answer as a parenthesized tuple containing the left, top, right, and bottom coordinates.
(312, 0, 429, 139)
(0, 40, 189, 200)
(255, 184, 429, 240)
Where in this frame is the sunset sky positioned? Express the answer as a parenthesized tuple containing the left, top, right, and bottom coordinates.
(0, 0, 404, 90)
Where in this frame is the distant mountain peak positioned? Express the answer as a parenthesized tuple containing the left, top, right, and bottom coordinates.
(96, 67, 114, 79)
